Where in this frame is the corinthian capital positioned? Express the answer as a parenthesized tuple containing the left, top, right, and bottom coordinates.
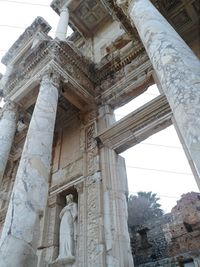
(40, 66, 62, 88)
(116, 0, 131, 13)
(116, 0, 135, 13)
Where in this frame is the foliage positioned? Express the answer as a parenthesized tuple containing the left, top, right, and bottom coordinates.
(128, 191, 164, 228)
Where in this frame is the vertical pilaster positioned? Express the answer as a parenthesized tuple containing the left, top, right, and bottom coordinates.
(126, 0, 200, 186)
(98, 105, 134, 267)
(0, 72, 60, 267)
(0, 101, 18, 184)
(82, 110, 106, 267)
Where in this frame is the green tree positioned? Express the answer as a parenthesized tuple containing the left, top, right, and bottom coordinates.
(128, 191, 164, 228)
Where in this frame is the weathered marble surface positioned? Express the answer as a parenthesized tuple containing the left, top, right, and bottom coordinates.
(128, 0, 200, 187)
(0, 101, 18, 184)
(0, 74, 59, 267)
(98, 106, 134, 267)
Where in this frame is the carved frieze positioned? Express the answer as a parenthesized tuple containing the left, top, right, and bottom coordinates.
(85, 122, 100, 176)
(86, 123, 97, 150)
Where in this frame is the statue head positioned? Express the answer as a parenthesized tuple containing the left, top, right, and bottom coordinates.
(66, 194, 73, 204)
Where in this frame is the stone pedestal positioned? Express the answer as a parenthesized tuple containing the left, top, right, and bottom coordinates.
(128, 0, 200, 188)
(0, 73, 59, 267)
(0, 101, 18, 184)
(49, 257, 75, 267)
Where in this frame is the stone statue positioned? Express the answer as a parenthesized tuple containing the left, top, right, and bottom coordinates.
(57, 194, 78, 262)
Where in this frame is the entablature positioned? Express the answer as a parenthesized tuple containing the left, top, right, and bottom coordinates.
(3, 40, 96, 112)
(97, 95, 172, 153)
(95, 51, 154, 109)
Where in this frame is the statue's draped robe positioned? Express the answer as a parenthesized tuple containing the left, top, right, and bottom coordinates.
(58, 202, 78, 259)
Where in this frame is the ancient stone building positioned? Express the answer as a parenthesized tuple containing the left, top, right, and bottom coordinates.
(130, 192, 200, 267)
(0, 0, 199, 266)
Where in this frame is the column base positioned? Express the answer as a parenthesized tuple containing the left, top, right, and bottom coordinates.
(49, 257, 76, 267)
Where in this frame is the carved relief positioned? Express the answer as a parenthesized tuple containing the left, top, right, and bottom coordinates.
(85, 122, 100, 176)
(85, 173, 103, 265)
(87, 147, 99, 176)
(74, 0, 107, 30)
(86, 123, 97, 150)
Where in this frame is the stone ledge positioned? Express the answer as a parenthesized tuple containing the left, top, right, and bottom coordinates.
(49, 257, 76, 267)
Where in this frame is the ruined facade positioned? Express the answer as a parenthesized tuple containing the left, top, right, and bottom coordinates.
(131, 192, 200, 267)
(0, 0, 199, 266)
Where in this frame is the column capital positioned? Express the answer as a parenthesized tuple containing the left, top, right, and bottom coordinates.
(116, 0, 137, 14)
(61, 0, 73, 10)
(60, 4, 69, 13)
(0, 100, 18, 120)
(41, 70, 61, 89)
(116, 0, 130, 11)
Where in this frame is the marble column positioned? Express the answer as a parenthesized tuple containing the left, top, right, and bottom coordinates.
(0, 73, 59, 267)
(55, 4, 69, 41)
(127, 0, 200, 185)
(0, 101, 18, 184)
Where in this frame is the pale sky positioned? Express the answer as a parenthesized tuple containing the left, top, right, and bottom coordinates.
(0, 0, 199, 213)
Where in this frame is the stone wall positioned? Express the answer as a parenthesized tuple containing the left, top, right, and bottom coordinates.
(130, 214, 171, 265)
(131, 192, 200, 266)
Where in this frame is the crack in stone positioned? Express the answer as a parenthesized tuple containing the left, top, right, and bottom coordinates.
(22, 178, 28, 192)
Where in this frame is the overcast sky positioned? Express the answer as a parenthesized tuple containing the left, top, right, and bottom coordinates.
(0, 0, 198, 213)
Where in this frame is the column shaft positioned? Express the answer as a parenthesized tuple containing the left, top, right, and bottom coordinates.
(0, 74, 59, 267)
(55, 6, 69, 41)
(128, 0, 200, 185)
(0, 101, 18, 184)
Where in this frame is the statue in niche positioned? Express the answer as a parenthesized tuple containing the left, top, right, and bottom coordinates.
(57, 194, 78, 262)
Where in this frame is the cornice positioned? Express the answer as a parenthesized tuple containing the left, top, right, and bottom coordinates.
(1, 17, 51, 66)
(96, 95, 172, 153)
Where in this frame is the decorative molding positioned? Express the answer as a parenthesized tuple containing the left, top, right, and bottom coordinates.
(97, 58, 154, 109)
(49, 176, 85, 195)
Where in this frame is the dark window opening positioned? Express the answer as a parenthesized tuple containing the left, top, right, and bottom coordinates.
(138, 228, 152, 249)
(184, 222, 193, 233)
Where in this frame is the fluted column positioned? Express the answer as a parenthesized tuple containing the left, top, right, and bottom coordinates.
(0, 101, 18, 184)
(0, 72, 60, 267)
(126, 0, 200, 186)
(55, 4, 69, 41)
